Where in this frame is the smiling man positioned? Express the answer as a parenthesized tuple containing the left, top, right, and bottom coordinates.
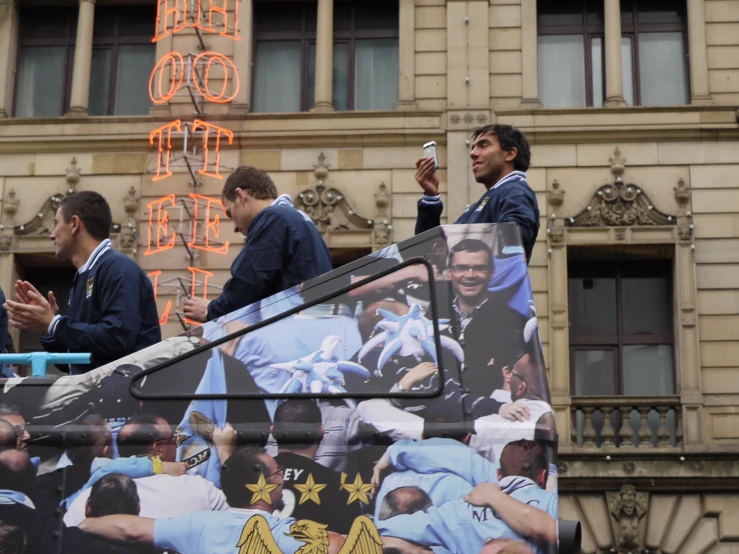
(414, 125, 540, 264)
(184, 166, 333, 323)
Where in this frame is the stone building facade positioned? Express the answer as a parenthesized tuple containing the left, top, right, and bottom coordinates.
(0, 0, 738, 551)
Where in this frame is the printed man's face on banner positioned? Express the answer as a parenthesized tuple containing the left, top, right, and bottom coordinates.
(449, 249, 493, 300)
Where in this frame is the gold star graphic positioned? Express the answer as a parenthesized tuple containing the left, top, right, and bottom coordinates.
(341, 473, 375, 505)
(245, 474, 279, 506)
(293, 473, 327, 505)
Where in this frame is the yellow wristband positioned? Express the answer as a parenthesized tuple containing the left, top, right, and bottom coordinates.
(152, 456, 163, 475)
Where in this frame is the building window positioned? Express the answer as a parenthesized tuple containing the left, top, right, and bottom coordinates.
(87, 6, 156, 116)
(621, 0, 689, 106)
(14, 7, 77, 118)
(536, 0, 604, 108)
(252, 0, 398, 113)
(568, 260, 675, 396)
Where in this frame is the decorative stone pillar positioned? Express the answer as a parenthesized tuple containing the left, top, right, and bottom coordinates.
(603, 0, 627, 107)
(520, 0, 541, 108)
(119, 186, 139, 259)
(687, 0, 712, 104)
(312, 0, 334, 112)
(230, 0, 253, 114)
(0, 188, 18, 298)
(0, 0, 20, 118)
(67, 0, 96, 116)
(396, 0, 417, 110)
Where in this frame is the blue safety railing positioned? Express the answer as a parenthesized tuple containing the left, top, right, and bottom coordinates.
(0, 353, 91, 377)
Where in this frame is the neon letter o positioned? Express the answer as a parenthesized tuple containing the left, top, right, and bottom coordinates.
(192, 52, 240, 104)
(149, 52, 185, 104)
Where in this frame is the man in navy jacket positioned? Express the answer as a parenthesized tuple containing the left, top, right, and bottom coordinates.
(415, 124, 540, 264)
(4, 191, 160, 374)
(183, 166, 333, 323)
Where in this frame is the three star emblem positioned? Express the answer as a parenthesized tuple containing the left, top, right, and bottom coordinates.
(246, 474, 279, 506)
(294, 473, 327, 505)
(341, 473, 375, 505)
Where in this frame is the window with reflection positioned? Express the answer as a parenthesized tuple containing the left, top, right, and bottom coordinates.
(568, 260, 675, 396)
(536, 0, 604, 108)
(252, 0, 398, 113)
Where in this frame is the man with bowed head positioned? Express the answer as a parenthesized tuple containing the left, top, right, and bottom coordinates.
(415, 124, 540, 265)
(4, 191, 160, 375)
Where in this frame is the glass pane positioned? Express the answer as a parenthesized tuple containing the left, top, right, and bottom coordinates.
(118, 6, 157, 36)
(586, 0, 604, 25)
(621, 0, 634, 26)
(253, 41, 302, 113)
(355, 38, 399, 110)
(20, 8, 74, 39)
(591, 37, 603, 107)
(622, 276, 671, 334)
(15, 47, 66, 118)
(115, 45, 156, 115)
(308, 43, 349, 111)
(355, 1, 399, 30)
(538, 35, 586, 108)
(638, 32, 689, 106)
(568, 276, 617, 335)
(574, 350, 616, 395)
(622, 345, 674, 395)
(93, 7, 117, 39)
(638, 0, 683, 24)
(622, 36, 635, 106)
(88, 49, 112, 116)
(538, 1, 584, 26)
(254, 3, 303, 32)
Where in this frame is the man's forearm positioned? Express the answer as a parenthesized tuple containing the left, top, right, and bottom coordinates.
(485, 492, 557, 543)
(79, 515, 155, 543)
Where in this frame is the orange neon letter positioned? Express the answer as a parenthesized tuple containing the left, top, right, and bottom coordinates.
(153, 0, 189, 43)
(192, 119, 234, 179)
(195, 0, 240, 41)
(147, 270, 172, 325)
(192, 52, 240, 104)
(145, 195, 177, 256)
(188, 194, 230, 255)
(149, 120, 182, 181)
(149, 52, 184, 104)
(186, 266, 215, 326)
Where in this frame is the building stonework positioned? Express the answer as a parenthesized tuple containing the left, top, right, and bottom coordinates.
(0, 1, 738, 552)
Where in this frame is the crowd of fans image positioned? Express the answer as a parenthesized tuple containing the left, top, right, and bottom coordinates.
(0, 224, 558, 554)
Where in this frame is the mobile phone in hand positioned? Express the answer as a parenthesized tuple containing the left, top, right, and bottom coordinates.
(423, 141, 439, 171)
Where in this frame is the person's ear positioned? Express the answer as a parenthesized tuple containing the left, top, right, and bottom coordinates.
(70, 215, 82, 235)
(505, 147, 518, 163)
(497, 468, 503, 481)
(85, 500, 92, 518)
(536, 468, 547, 489)
(502, 366, 512, 383)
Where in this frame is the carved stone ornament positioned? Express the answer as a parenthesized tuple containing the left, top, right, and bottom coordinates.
(66, 157, 81, 191)
(123, 186, 140, 217)
(550, 228, 564, 243)
(567, 149, 677, 228)
(622, 462, 635, 475)
(673, 178, 690, 208)
(15, 193, 66, 236)
(0, 236, 12, 252)
(678, 225, 692, 241)
(375, 183, 390, 218)
(548, 180, 565, 210)
(556, 462, 569, 475)
(607, 484, 649, 554)
(615, 228, 626, 241)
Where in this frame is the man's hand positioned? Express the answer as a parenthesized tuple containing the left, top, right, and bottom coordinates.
(415, 157, 439, 196)
(184, 297, 210, 323)
(398, 362, 438, 391)
(4, 287, 57, 334)
(464, 482, 502, 508)
(14, 280, 59, 314)
(370, 450, 391, 500)
(213, 422, 238, 464)
(498, 403, 531, 423)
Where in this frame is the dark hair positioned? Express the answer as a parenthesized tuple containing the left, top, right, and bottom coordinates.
(471, 124, 531, 172)
(117, 414, 168, 458)
(0, 404, 21, 417)
(220, 447, 269, 508)
(0, 522, 26, 554)
(58, 191, 112, 241)
(88, 473, 140, 517)
(499, 439, 548, 481)
(222, 166, 278, 202)
(0, 421, 16, 451)
(65, 414, 112, 464)
(448, 238, 493, 269)
(378, 487, 433, 520)
(272, 399, 323, 446)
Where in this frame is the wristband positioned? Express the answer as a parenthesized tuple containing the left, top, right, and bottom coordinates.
(152, 456, 163, 475)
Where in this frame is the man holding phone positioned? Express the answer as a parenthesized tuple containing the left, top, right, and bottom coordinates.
(414, 125, 540, 264)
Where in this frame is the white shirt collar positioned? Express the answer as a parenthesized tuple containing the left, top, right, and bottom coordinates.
(79, 238, 112, 273)
(491, 170, 527, 190)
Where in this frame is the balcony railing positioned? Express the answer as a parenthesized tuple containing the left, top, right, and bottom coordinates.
(571, 396, 683, 450)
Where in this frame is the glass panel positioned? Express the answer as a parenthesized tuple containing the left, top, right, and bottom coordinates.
(621, 0, 634, 26)
(622, 345, 675, 395)
(253, 41, 302, 113)
(308, 43, 350, 111)
(574, 350, 616, 396)
(334, 2, 352, 31)
(88, 49, 111, 116)
(355, 1, 399, 30)
(354, 38, 399, 110)
(638, 0, 683, 24)
(591, 37, 603, 107)
(622, 36, 635, 106)
(20, 8, 74, 39)
(254, 3, 304, 32)
(622, 276, 670, 334)
(586, 0, 604, 25)
(15, 47, 66, 118)
(638, 32, 689, 106)
(538, 1, 584, 26)
(538, 35, 586, 108)
(568, 276, 617, 335)
(118, 6, 157, 36)
(93, 7, 117, 39)
(115, 45, 156, 115)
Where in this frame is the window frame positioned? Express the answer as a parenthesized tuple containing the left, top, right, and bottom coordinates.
(568, 260, 675, 396)
(13, 7, 78, 118)
(620, 0, 690, 106)
(536, 0, 605, 108)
